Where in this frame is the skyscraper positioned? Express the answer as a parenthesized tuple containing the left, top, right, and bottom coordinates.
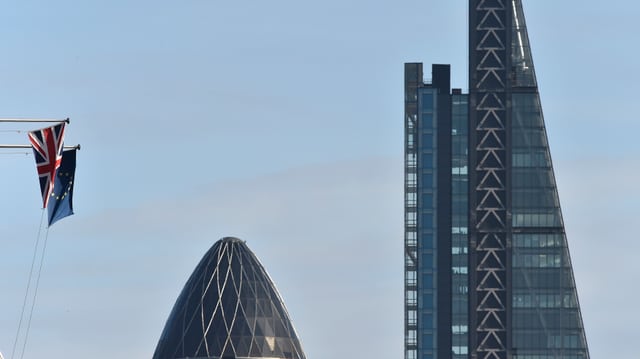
(154, 237, 306, 359)
(404, 1, 590, 359)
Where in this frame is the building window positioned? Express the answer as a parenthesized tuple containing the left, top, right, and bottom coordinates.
(420, 153, 434, 168)
(422, 334, 434, 349)
(422, 274, 433, 288)
(422, 294, 433, 308)
(407, 153, 417, 168)
(452, 266, 468, 274)
(421, 113, 433, 128)
(407, 212, 417, 226)
(408, 310, 417, 325)
(407, 173, 417, 187)
(407, 290, 417, 306)
(407, 232, 417, 246)
(407, 330, 417, 345)
(422, 173, 433, 187)
(452, 325, 468, 334)
(407, 192, 417, 207)
(407, 271, 417, 286)
(408, 134, 415, 148)
(421, 214, 433, 229)
(422, 313, 433, 327)
(452, 346, 468, 355)
(421, 193, 433, 207)
(421, 93, 434, 109)
(421, 233, 433, 247)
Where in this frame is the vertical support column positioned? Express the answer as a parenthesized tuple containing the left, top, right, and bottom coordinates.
(468, 1, 510, 359)
(433, 64, 453, 359)
(404, 63, 422, 359)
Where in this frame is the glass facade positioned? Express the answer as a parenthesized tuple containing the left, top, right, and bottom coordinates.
(510, 91, 589, 359)
(508, 2, 589, 355)
(451, 94, 468, 359)
(404, 1, 590, 358)
(153, 237, 306, 359)
(418, 88, 438, 359)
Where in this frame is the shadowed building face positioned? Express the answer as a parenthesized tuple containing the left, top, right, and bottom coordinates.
(153, 237, 306, 359)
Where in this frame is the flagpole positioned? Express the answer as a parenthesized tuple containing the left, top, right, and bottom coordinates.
(0, 144, 80, 150)
(0, 118, 70, 124)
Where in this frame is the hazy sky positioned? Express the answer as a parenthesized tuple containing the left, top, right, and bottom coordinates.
(1, 1, 638, 358)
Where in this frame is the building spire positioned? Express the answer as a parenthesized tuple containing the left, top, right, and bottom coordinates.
(510, 0, 537, 87)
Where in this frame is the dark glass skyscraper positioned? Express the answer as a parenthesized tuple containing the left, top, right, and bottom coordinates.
(404, 1, 590, 359)
(154, 237, 306, 359)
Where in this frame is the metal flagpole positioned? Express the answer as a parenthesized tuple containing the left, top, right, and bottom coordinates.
(0, 144, 80, 150)
(0, 118, 69, 124)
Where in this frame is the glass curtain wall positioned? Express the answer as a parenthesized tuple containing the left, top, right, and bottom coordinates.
(510, 94, 590, 359)
(451, 94, 469, 358)
(417, 87, 438, 359)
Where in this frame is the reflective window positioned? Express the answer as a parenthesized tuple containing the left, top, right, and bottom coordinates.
(511, 89, 589, 356)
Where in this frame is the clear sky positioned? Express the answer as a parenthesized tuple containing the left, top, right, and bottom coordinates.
(0, 1, 638, 358)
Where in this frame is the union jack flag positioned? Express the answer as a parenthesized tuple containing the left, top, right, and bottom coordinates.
(28, 122, 66, 208)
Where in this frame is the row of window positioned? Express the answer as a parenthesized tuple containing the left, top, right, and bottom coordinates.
(513, 355, 587, 359)
(513, 293, 577, 308)
(406, 290, 438, 306)
(512, 129, 548, 147)
(513, 233, 563, 248)
(406, 192, 436, 208)
(405, 273, 436, 288)
(513, 310, 585, 330)
(512, 212, 562, 227)
(513, 332, 586, 350)
(512, 189, 559, 208)
(513, 253, 562, 268)
(452, 346, 468, 355)
(512, 269, 575, 289)
(513, 151, 551, 168)
(407, 132, 439, 149)
(511, 94, 544, 128)
(406, 212, 435, 228)
(512, 168, 555, 187)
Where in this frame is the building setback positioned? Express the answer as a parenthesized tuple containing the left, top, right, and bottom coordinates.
(403, 1, 590, 359)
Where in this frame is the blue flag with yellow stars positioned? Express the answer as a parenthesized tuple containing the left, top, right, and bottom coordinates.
(48, 149, 76, 226)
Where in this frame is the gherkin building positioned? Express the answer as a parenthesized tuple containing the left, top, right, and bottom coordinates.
(153, 237, 306, 359)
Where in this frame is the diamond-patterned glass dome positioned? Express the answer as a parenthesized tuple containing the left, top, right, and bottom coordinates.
(153, 237, 306, 359)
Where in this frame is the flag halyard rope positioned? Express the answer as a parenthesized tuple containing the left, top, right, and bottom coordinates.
(10, 210, 45, 359)
(19, 222, 51, 359)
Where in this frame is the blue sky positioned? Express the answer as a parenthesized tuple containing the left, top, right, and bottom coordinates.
(1, 1, 638, 358)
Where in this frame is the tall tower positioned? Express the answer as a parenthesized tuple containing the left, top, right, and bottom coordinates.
(404, 1, 590, 359)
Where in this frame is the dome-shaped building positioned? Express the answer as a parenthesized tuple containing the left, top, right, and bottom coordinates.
(153, 237, 306, 359)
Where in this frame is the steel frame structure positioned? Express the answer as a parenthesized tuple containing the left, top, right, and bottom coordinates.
(468, 1, 511, 358)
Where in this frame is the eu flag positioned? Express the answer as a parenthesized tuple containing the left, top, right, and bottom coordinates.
(48, 149, 76, 226)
